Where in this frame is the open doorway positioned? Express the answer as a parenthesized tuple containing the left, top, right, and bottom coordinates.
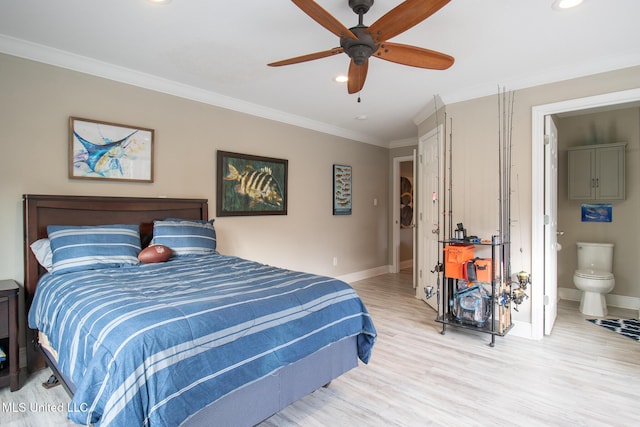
(399, 160, 414, 270)
(531, 88, 640, 340)
(392, 155, 415, 279)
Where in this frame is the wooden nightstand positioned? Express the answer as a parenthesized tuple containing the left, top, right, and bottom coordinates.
(0, 279, 19, 391)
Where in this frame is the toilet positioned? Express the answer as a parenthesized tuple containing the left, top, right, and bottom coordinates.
(573, 242, 615, 317)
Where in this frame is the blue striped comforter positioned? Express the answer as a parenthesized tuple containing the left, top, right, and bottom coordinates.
(28, 254, 377, 426)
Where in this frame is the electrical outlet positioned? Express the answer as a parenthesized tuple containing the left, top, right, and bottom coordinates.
(332, 256, 338, 266)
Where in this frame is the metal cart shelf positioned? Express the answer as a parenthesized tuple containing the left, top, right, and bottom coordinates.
(435, 240, 512, 347)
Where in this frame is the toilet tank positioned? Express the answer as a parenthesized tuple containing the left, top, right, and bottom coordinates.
(576, 242, 614, 272)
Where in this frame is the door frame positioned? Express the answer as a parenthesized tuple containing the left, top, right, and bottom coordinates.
(392, 154, 416, 274)
(530, 87, 640, 339)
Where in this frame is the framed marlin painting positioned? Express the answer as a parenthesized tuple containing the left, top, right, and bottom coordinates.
(216, 151, 288, 216)
(69, 117, 154, 182)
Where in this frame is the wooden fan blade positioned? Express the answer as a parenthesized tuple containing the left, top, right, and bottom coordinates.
(368, 0, 450, 43)
(347, 59, 369, 94)
(268, 47, 344, 67)
(291, 0, 357, 39)
(374, 42, 454, 70)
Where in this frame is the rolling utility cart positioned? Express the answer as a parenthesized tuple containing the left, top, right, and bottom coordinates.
(432, 89, 520, 347)
(435, 239, 512, 347)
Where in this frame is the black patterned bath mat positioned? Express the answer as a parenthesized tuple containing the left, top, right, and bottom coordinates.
(587, 318, 640, 343)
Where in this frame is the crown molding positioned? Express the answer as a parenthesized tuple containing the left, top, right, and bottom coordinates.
(0, 35, 387, 147)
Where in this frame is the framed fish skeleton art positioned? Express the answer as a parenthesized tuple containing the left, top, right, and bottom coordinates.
(216, 151, 288, 216)
(333, 164, 352, 215)
(69, 117, 154, 182)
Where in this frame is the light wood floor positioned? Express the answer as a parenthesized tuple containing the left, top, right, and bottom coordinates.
(2, 271, 638, 426)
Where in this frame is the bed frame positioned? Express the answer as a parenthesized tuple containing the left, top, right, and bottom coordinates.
(22, 194, 358, 426)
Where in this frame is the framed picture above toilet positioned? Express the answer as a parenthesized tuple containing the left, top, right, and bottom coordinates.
(581, 204, 612, 222)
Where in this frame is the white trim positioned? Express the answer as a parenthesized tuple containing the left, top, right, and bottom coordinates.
(509, 321, 534, 340)
(0, 35, 386, 147)
(558, 287, 640, 312)
(336, 265, 390, 284)
(442, 52, 640, 106)
(531, 88, 640, 339)
(388, 138, 418, 149)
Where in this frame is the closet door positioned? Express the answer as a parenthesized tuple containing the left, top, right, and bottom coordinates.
(567, 148, 594, 200)
(595, 145, 625, 200)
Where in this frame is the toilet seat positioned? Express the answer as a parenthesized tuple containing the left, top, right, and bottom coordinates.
(574, 269, 614, 280)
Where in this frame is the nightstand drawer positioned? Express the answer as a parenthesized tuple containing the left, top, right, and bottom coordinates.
(0, 296, 8, 338)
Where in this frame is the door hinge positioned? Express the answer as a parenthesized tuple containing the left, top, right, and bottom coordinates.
(543, 295, 550, 305)
(544, 134, 550, 145)
(543, 215, 550, 225)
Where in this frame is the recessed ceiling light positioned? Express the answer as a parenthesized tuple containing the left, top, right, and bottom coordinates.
(552, 0, 583, 10)
(335, 75, 348, 83)
(355, 115, 368, 120)
(147, 0, 172, 4)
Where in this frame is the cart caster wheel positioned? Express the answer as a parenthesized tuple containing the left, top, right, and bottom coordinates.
(441, 331, 446, 335)
(489, 342, 495, 348)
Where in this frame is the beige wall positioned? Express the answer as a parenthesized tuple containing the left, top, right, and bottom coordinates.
(556, 107, 640, 298)
(417, 65, 640, 326)
(0, 53, 390, 292)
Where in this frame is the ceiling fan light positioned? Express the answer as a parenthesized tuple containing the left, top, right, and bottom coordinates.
(552, 0, 583, 10)
(335, 75, 349, 83)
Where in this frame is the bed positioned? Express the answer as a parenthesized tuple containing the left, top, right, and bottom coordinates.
(23, 194, 377, 426)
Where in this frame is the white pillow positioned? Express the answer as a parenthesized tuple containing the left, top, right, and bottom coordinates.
(31, 238, 53, 271)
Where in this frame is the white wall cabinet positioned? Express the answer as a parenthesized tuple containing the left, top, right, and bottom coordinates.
(567, 142, 626, 201)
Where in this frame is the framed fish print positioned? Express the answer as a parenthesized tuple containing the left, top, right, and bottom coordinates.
(333, 164, 352, 215)
(216, 151, 288, 216)
(69, 117, 154, 182)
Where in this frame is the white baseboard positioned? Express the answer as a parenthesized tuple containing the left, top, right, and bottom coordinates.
(337, 265, 391, 284)
(558, 287, 640, 311)
(509, 321, 535, 340)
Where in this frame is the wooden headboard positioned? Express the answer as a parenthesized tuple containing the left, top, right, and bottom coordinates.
(22, 194, 208, 371)
(23, 194, 209, 299)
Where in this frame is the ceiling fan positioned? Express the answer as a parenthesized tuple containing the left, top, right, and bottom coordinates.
(268, 0, 455, 94)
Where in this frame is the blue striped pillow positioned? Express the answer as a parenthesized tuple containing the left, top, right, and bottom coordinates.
(151, 219, 216, 256)
(47, 224, 141, 275)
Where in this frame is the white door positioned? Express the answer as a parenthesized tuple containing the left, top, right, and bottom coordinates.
(412, 152, 418, 289)
(544, 115, 559, 335)
(418, 127, 443, 312)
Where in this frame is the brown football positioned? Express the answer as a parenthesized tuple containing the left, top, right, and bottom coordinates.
(138, 244, 173, 264)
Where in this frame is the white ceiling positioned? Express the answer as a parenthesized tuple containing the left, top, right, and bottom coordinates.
(1, 0, 639, 146)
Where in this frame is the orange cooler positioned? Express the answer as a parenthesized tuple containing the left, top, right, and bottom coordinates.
(444, 244, 474, 279)
(474, 258, 493, 283)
